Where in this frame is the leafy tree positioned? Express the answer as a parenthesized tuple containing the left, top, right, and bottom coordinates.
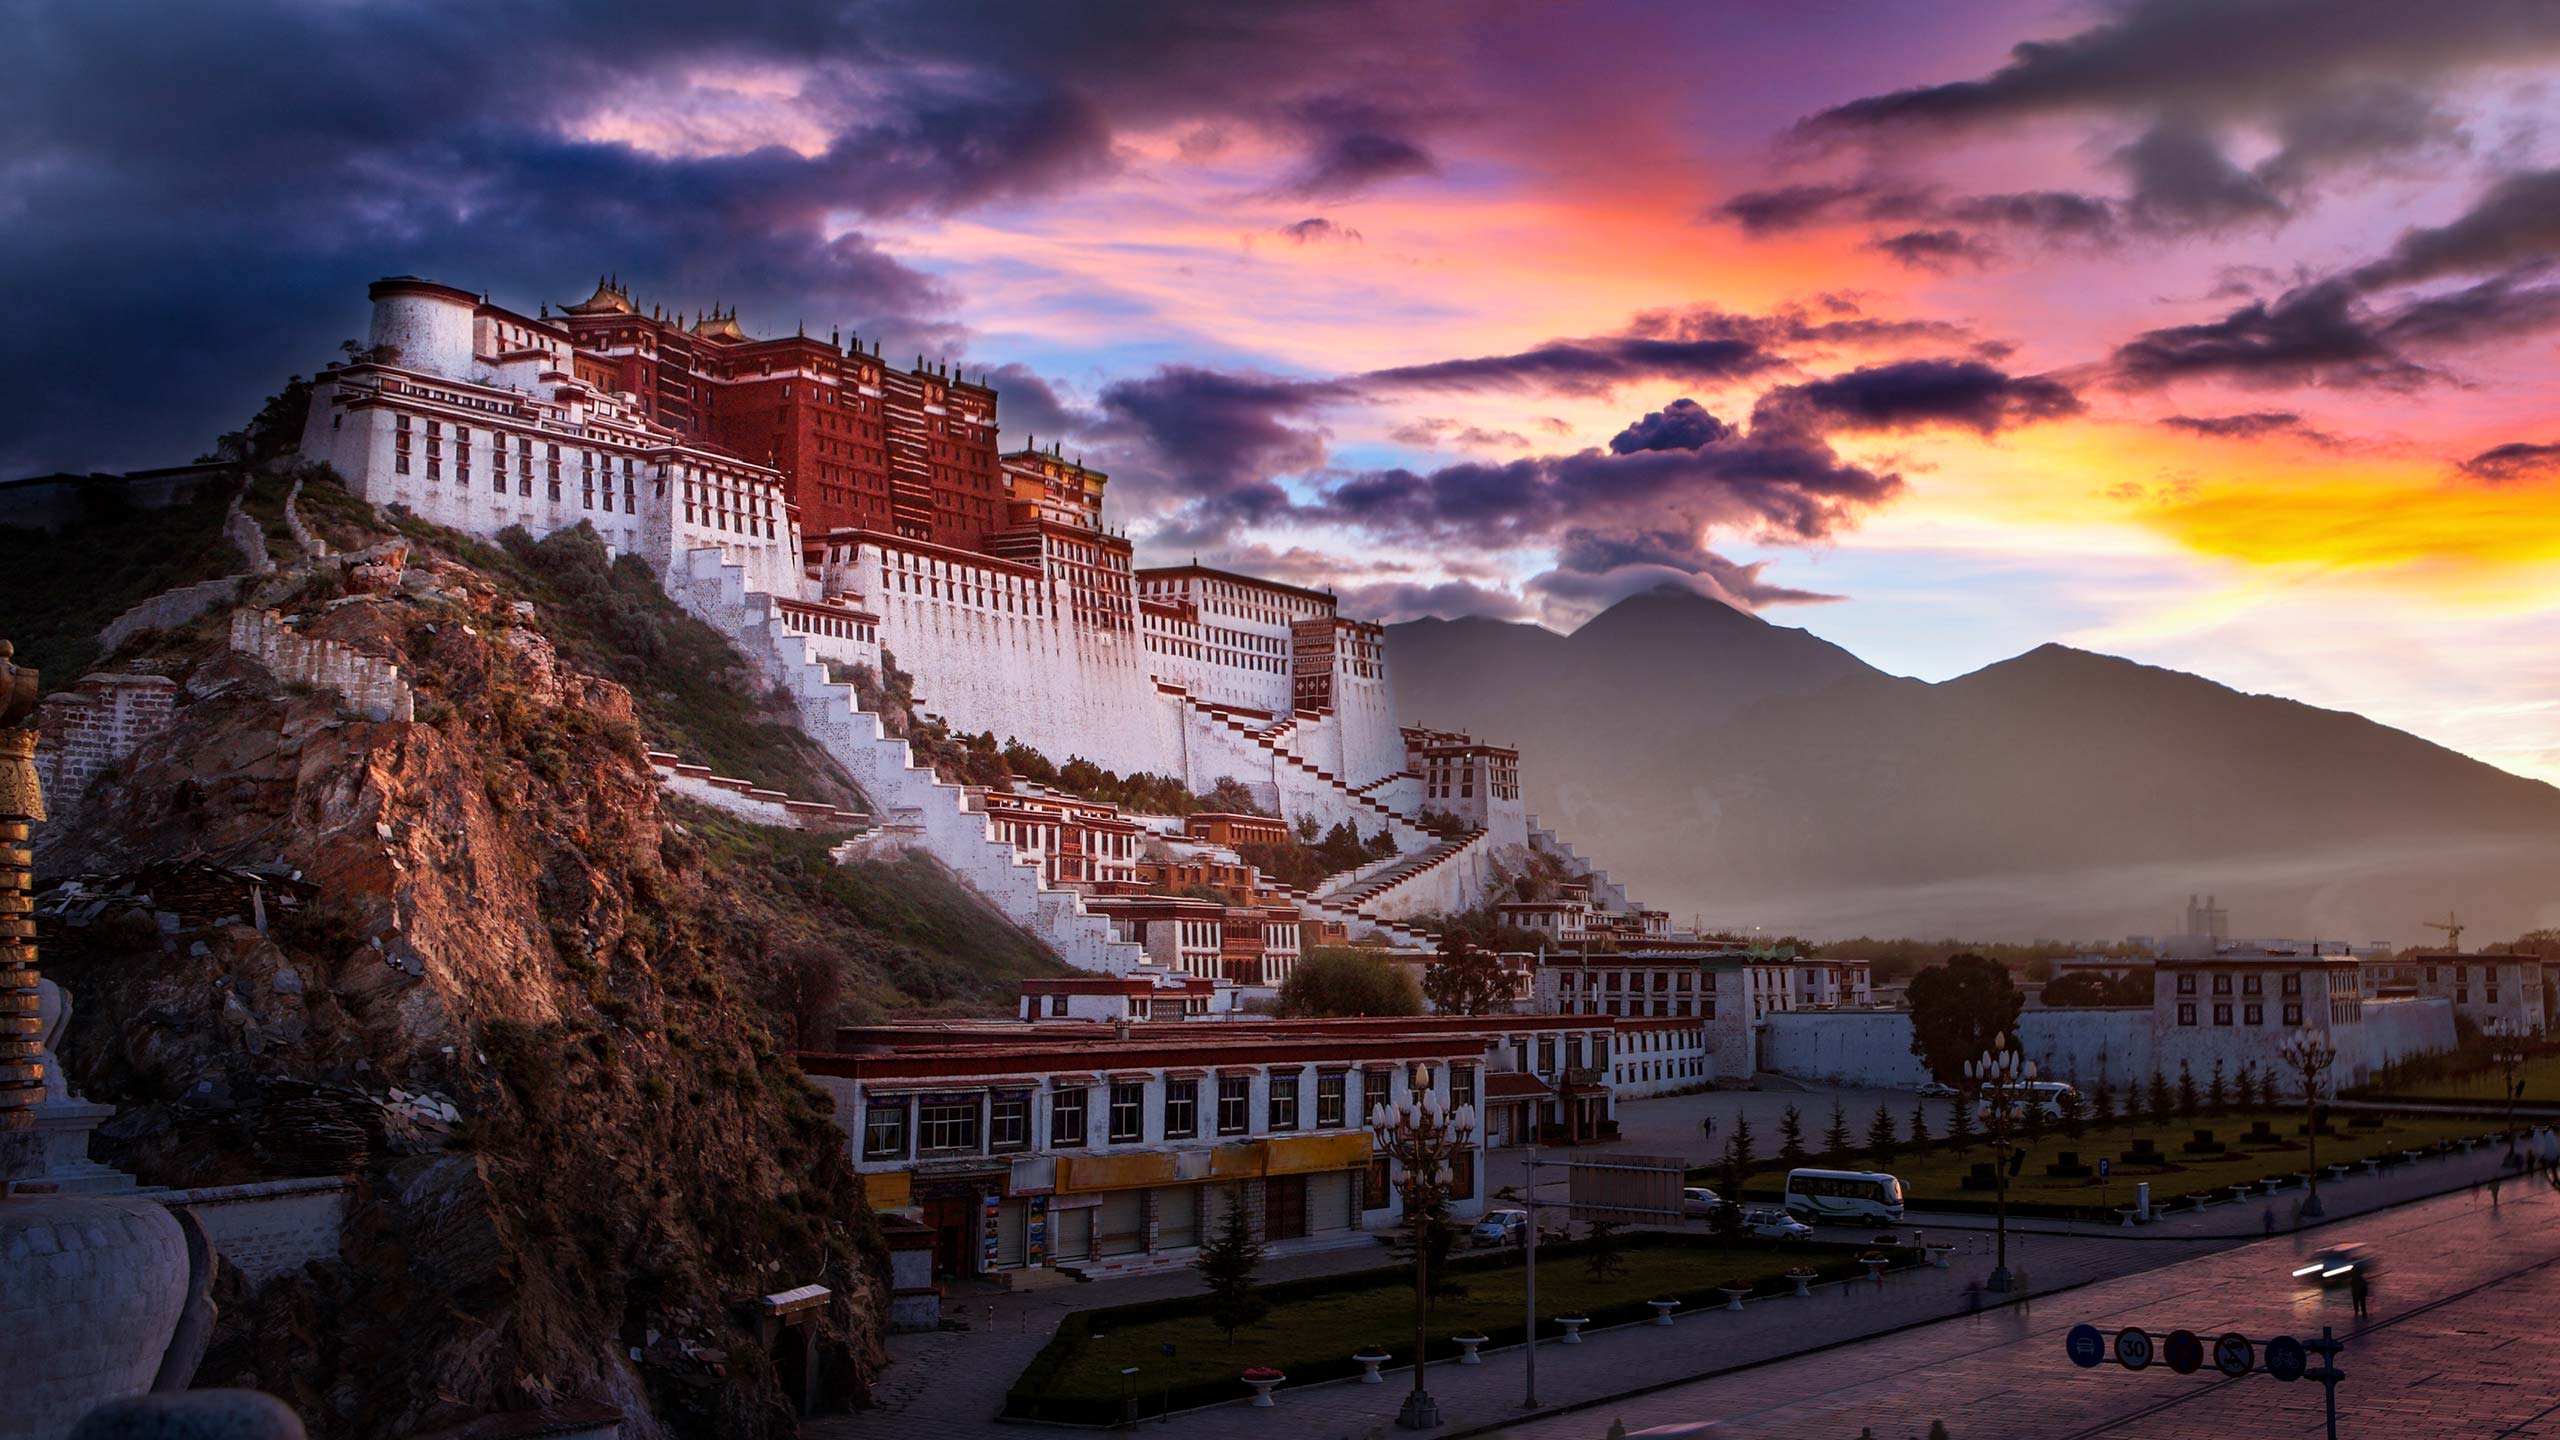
(2207, 1059, 2228, 1111)
(2058, 1086, 2086, 1141)
(1929, 1421, 1953, 1440)
(2176, 1061, 2200, 1120)
(1946, 1097, 1976, 1153)
(1906, 954, 2024, 1086)
(761, 940, 847, 1051)
(1195, 1201, 1267, 1345)
(1293, 812, 1320, 844)
(1422, 935, 1511, 1016)
(1364, 825, 1400, 860)
(2146, 1068, 2174, 1129)
(2039, 970, 2153, 1007)
(1778, 1104, 1809, 1168)
(1823, 1098, 1853, 1155)
(1908, 1103, 1932, 1147)
(1274, 948, 1422, 1017)
(1199, 775, 1268, 816)
(1583, 1219, 1626, 1281)
(1865, 1103, 1899, 1165)
(2092, 1074, 2117, 1127)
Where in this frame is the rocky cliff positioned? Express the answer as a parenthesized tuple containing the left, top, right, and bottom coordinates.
(24, 488, 1056, 1436)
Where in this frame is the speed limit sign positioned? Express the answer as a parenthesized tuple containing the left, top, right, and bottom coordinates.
(2115, 1327, 2154, 1370)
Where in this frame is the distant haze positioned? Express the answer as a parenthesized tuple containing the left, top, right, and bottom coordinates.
(1390, 588, 2560, 945)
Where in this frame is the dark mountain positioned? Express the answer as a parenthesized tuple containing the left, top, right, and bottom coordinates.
(1388, 589, 2560, 943)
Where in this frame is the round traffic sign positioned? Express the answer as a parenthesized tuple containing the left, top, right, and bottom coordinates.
(2164, 1329, 2203, 1375)
(2065, 1324, 2106, 1369)
(2115, 1327, 2154, 1370)
(2265, 1335, 2307, 1383)
(2215, 1332, 2255, 1378)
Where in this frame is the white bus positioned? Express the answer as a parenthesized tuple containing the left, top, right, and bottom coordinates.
(1783, 1168, 1906, 1225)
(1976, 1081, 2079, 1124)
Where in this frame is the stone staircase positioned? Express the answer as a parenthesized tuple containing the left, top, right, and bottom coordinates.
(1181, 696, 1429, 848)
(1319, 829, 1485, 909)
(668, 548, 1150, 974)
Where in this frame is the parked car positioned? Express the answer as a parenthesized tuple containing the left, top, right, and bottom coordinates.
(1916, 1081, 1960, 1099)
(1740, 1207, 1814, 1241)
(1682, 1186, 1724, 1217)
(1472, 1209, 1529, 1247)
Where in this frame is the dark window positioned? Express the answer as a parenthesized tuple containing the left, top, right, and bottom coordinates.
(1269, 1074, 1299, 1132)
(1048, 994, 1067, 1016)
(2176, 974, 2196, 995)
(2243, 974, 2262, 995)
(1537, 1037, 1555, 1073)
(1051, 1088, 1088, 1148)
(2283, 1003, 2304, 1026)
(1217, 1076, 1250, 1135)
(918, 1098, 980, 1155)
(2244, 1004, 2264, 1026)
(862, 1101, 908, 1161)
(2213, 1003, 2233, 1026)
(1108, 1083, 1145, 1143)
(1317, 1072, 1347, 1128)
(1451, 1066, 1476, 1112)
(990, 1094, 1031, 1152)
(1164, 1079, 1198, 1139)
(2282, 974, 2302, 996)
(2177, 1003, 2197, 1026)
(2212, 974, 2232, 995)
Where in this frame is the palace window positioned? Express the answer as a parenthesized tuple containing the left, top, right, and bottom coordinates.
(1268, 1074, 1299, 1132)
(2213, 1003, 2233, 1026)
(2243, 974, 2262, 995)
(917, 1098, 980, 1156)
(2212, 974, 2232, 995)
(989, 1094, 1031, 1153)
(2283, 1003, 2304, 1026)
(456, 426, 471, 483)
(2282, 974, 2302, 996)
(1217, 1076, 1250, 1135)
(2177, 1003, 2197, 1026)
(2244, 1004, 2264, 1026)
(1164, 1079, 1198, 1139)
(1050, 1088, 1088, 1148)
(1316, 1072, 1347, 1128)
(1537, 1037, 1556, 1074)
(2176, 974, 2196, 995)
(1451, 1066, 1476, 1112)
(1108, 1083, 1145, 1144)
(861, 1100, 908, 1162)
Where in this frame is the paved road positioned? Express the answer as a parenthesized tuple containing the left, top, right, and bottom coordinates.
(1490, 1162, 2560, 1440)
(810, 1112, 2524, 1440)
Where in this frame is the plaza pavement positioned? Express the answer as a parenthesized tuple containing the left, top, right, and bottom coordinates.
(810, 1098, 2527, 1440)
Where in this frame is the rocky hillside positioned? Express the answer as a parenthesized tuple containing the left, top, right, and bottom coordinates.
(29, 478, 1067, 1436)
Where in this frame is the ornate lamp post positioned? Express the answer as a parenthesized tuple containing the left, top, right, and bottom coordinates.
(2488, 1020, 2529, 1166)
(1964, 1033, 2034, 1293)
(2279, 1027, 2338, 1219)
(1370, 1069, 1477, 1431)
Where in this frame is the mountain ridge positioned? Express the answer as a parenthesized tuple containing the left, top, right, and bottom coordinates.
(1386, 589, 2560, 942)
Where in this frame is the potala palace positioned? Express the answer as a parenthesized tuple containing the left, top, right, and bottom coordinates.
(300, 275, 1660, 979)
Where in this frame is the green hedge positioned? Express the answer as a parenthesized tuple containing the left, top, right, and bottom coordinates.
(1003, 1234, 1919, 1424)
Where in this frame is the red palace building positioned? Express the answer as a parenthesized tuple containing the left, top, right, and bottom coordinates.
(550, 277, 1005, 546)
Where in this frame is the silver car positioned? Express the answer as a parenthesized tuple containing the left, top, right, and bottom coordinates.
(1471, 1208, 1529, 1247)
(1741, 1207, 1813, 1241)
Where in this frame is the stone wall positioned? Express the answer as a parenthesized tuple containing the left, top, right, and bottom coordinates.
(228, 609, 415, 722)
(165, 1177, 352, 1288)
(33, 673, 180, 815)
(97, 577, 247, 656)
(646, 752, 868, 832)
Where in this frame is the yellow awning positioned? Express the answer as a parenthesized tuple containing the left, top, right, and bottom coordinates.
(1208, 1141, 1270, 1178)
(1056, 1151, 1181, 1193)
(861, 1170, 912, 1209)
(1266, 1132, 1376, 1176)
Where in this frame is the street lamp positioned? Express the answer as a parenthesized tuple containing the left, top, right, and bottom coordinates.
(2279, 1027, 2338, 1219)
(1370, 1069, 1478, 1431)
(1964, 1034, 2034, 1294)
(2488, 1020, 2530, 1166)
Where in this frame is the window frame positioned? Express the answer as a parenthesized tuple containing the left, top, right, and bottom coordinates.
(1051, 1087, 1089, 1149)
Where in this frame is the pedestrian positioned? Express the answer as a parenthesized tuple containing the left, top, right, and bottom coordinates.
(2349, 1267, 2369, 1320)
(1702, 1115, 1715, 1143)
(2491, 1174, 2503, 1209)
(2262, 1205, 2275, 1236)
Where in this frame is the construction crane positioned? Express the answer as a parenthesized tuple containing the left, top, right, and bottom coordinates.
(2422, 910, 2465, 952)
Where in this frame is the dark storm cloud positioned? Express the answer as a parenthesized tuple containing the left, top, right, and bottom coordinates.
(984, 363, 1091, 452)
(1713, 179, 2121, 252)
(2458, 440, 2560, 483)
(1867, 229, 2000, 271)
(2108, 281, 2434, 390)
(1751, 360, 2083, 437)
(2353, 169, 2560, 288)
(1711, 181, 1933, 234)
(1278, 130, 1438, 199)
(1609, 399, 1737, 455)
(1796, 0, 2560, 234)
(1357, 336, 1780, 397)
(1529, 527, 1840, 616)
(2156, 411, 2345, 447)
(1279, 217, 1363, 244)
(1081, 366, 1329, 543)
(1942, 190, 2121, 241)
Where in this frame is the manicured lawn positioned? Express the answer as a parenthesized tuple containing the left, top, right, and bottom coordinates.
(1022, 1237, 1880, 1410)
(1727, 1108, 2508, 1215)
(2356, 1052, 2560, 1106)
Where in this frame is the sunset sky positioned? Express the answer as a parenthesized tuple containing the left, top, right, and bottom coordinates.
(7, 1, 2558, 784)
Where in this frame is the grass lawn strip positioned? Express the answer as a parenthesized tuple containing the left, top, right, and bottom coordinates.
(1017, 1237, 1897, 1416)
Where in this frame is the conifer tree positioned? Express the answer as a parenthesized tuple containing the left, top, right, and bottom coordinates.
(1778, 1103, 1809, 1169)
(2208, 1058, 2228, 1111)
(1908, 1102, 1932, 1147)
(2093, 1074, 2117, 1128)
(1824, 1098, 1853, 1155)
(1947, 1095, 1977, 1152)
(1195, 1200, 1267, 1345)
(1727, 1112, 1757, 1173)
(2177, 1060, 2200, 1120)
(2058, 1085, 2085, 1141)
(2021, 1089, 2049, 1145)
(2235, 1062, 2261, 1110)
(2147, 1068, 2174, 1128)
(1866, 1102, 1899, 1164)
